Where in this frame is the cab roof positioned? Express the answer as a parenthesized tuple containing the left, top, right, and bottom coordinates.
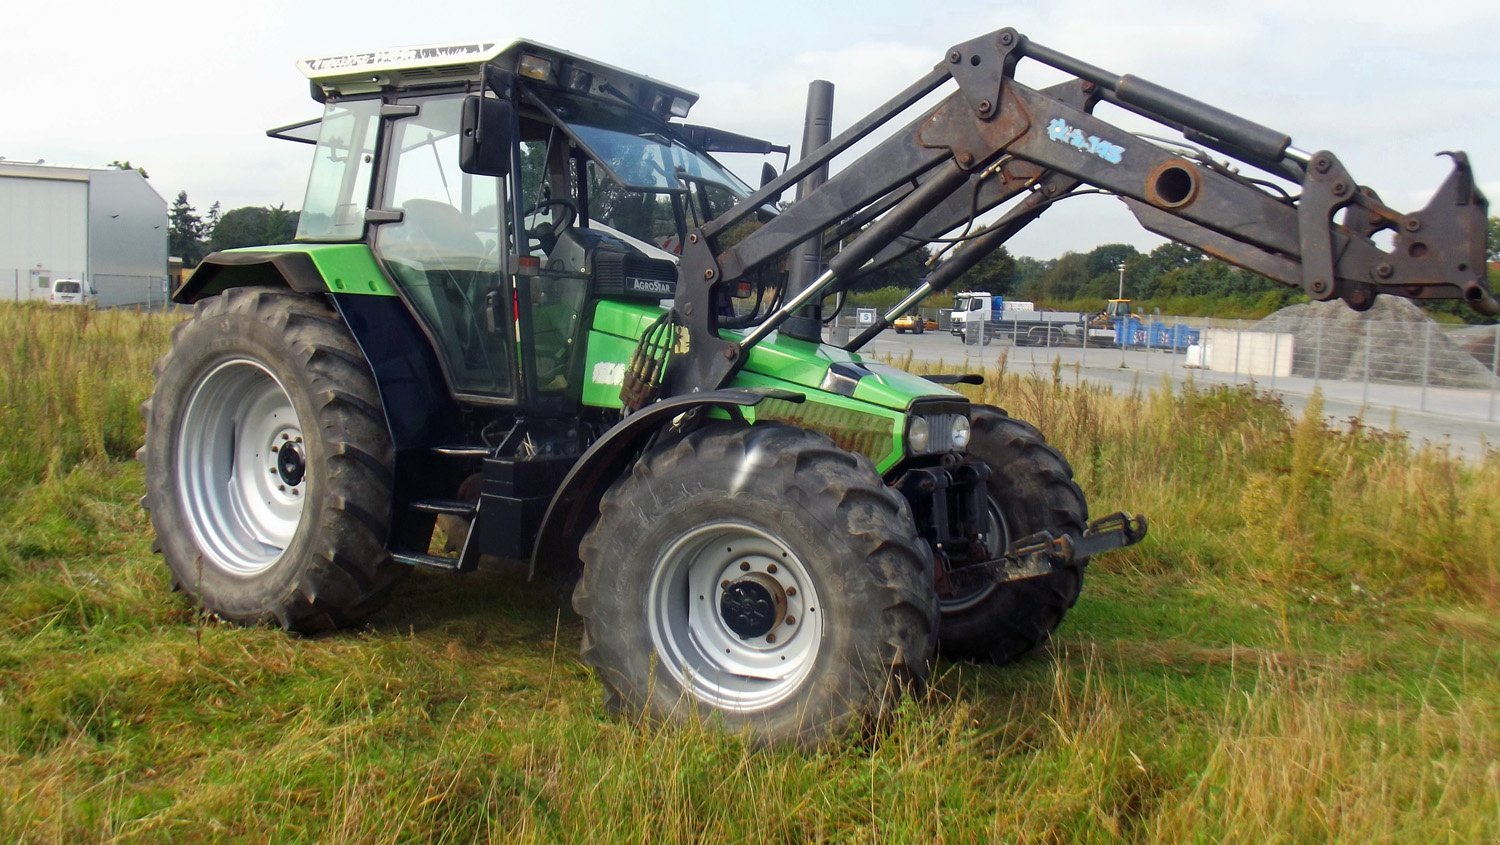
(296, 39, 699, 118)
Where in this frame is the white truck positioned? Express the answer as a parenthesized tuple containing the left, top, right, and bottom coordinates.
(949, 292, 1103, 346)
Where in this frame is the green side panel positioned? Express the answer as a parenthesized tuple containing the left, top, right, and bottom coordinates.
(227, 243, 398, 296)
(589, 299, 669, 337)
(580, 330, 637, 409)
(581, 301, 670, 410)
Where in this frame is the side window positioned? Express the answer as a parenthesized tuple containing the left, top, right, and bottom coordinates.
(298, 99, 380, 241)
(376, 94, 511, 397)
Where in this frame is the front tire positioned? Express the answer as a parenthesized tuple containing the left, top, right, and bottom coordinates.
(574, 423, 937, 746)
(141, 288, 405, 633)
(937, 406, 1089, 664)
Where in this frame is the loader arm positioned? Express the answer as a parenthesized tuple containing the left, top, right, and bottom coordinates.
(664, 27, 1492, 396)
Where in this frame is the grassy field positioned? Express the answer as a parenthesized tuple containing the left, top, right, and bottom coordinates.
(1, 303, 1496, 842)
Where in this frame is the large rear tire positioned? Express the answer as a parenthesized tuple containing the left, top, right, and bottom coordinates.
(141, 288, 405, 633)
(937, 405, 1089, 664)
(573, 422, 937, 746)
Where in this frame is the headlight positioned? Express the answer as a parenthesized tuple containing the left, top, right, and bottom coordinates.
(907, 416, 930, 453)
(950, 415, 971, 449)
(907, 412, 970, 454)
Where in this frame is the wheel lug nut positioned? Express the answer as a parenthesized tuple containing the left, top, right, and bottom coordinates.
(271, 445, 279, 453)
(739, 561, 750, 571)
(721, 580, 730, 590)
(282, 433, 290, 440)
(785, 616, 796, 625)
(766, 633, 777, 644)
(786, 586, 797, 597)
(767, 563, 778, 574)
(278, 484, 286, 492)
(269, 468, 277, 474)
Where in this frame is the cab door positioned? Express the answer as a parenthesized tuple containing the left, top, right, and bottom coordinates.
(375, 93, 515, 399)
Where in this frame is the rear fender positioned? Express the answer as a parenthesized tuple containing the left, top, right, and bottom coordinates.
(172, 251, 329, 304)
(530, 388, 804, 576)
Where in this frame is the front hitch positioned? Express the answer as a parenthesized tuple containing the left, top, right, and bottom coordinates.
(942, 512, 1149, 591)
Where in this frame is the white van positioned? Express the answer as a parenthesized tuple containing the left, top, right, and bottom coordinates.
(49, 278, 92, 306)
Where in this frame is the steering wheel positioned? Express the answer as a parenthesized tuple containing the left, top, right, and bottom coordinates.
(521, 199, 578, 253)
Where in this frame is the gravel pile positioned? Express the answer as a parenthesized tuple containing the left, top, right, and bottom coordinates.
(1251, 298, 1497, 388)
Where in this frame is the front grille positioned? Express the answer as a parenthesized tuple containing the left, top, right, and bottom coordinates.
(924, 413, 963, 453)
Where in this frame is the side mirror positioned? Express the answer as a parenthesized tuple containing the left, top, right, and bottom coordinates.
(760, 162, 778, 188)
(460, 95, 513, 177)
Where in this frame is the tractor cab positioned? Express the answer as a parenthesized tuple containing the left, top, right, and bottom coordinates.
(1103, 298, 1133, 320)
(279, 41, 774, 412)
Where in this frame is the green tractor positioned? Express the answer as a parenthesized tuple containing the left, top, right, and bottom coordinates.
(144, 32, 1490, 745)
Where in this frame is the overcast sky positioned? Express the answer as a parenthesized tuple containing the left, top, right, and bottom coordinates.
(3, 0, 1496, 259)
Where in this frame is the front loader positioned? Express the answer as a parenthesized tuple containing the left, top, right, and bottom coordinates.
(142, 31, 1491, 746)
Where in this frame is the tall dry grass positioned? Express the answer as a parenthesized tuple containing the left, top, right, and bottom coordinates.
(0, 303, 177, 497)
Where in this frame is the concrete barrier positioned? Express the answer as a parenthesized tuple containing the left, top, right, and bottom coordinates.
(1202, 329, 1294, 377)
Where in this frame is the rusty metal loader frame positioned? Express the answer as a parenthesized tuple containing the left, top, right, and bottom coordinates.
(662, 27, 1492, 397)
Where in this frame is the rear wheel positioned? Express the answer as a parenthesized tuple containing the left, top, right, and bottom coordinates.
(574, 422, 937, 746)
(937, 406, 1088, 664)
(141, 288, 404, 632)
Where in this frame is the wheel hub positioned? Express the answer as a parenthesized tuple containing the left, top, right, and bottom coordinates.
(275, 440, 306, 486)
(719, 572, 787, 639)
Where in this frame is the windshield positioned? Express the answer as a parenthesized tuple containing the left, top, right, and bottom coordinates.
(544, 91, 750, 196)
(528, 90, 760, 250)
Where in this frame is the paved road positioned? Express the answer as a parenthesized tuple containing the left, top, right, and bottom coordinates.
(852, 328, 1500, 459)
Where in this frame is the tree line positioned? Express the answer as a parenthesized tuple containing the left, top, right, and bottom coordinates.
(169, 192, 300, 266)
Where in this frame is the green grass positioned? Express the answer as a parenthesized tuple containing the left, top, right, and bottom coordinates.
(1, 304, 1497, 842)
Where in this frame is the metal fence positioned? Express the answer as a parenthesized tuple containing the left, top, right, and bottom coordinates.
(944, 307, 1500, 424)
(3, 266, 173, 309)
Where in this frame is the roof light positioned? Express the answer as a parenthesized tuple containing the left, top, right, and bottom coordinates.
(652, 92, 694, 119)
(517, 54, 552, 81)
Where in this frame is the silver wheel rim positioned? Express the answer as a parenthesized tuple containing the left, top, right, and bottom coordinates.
(939, 498, 1009, 612)
(647, 521, 824, 713)
(176, 358, 306, 576)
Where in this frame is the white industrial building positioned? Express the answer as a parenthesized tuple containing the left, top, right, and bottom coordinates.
(0, 161, 169, 307)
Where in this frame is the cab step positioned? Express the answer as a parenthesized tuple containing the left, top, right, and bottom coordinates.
(431, 445, 491, 458)
(408, 498, 477, 518)
(391, 551, 463, 572)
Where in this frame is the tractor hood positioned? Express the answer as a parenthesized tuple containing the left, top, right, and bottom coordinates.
(590, 301, 961, 412)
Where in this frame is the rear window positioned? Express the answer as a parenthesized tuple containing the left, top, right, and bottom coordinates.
(55, 281, 81, 293)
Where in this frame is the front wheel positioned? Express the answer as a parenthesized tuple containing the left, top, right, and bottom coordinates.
(574, 423, 937, 746)
(937, 406, 1089, 664)
(141, 288, 405, 632)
